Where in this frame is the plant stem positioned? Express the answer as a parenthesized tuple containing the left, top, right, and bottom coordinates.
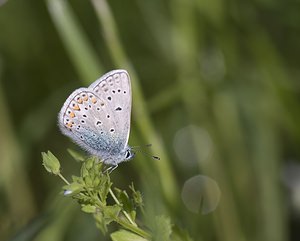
(109, 188, 136, 226)
(46, 0, 103, 84)
(118, 218, 151, 240)
(58, 173, 70, 185)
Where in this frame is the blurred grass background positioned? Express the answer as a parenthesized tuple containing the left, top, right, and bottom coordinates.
(0, 0, 300, 240)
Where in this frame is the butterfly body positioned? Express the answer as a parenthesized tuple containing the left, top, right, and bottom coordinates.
(58, 69, 134, 165)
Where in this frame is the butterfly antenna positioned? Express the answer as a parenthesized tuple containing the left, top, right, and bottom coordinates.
(136, 149, 160, 160)
(131, 144, 152, 149)
(132, 144, 160, 160)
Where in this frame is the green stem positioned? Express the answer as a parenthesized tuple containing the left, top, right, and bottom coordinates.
(109, 188, 136, 226)
(46, 0, 102, 84)
(58, 173, 70, 185)
(94, 196, 151, 239)
(117, 218, 151, 240)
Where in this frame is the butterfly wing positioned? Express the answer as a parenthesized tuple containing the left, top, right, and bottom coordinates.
(89, 69, 132, 151)
(58, 69, 132, 163)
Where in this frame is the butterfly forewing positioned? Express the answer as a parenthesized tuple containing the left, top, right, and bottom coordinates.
(89, 69, 132, 149)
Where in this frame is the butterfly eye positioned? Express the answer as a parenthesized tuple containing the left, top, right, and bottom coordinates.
(125, 151, 131, 159)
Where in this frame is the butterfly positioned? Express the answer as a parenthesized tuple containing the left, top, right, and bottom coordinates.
(58, 69, 135, 168)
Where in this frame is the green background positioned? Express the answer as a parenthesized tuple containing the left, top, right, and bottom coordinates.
(0, 0, 299, 240)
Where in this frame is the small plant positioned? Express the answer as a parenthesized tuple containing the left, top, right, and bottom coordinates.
(42, 150, 193, 241)
(42, 150, 152, 240)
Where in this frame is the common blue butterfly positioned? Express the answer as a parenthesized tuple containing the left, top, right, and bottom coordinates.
(58, 70, 134, 167)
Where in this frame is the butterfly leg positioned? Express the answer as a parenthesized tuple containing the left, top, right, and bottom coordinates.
(103, 160, 118, 173)
(107, 164, 118, 174)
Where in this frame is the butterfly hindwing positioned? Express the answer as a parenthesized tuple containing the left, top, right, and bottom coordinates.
(58, 88, 122, 159)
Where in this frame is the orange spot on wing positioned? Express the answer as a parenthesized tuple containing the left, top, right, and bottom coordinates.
(66, 123, 73, 128)
(77, 98, 83, 104)
(73, 104, 80, 110)
(69, 112, 75, 118)
(83, 95, 88, 101)
(91, 97, 97, 104)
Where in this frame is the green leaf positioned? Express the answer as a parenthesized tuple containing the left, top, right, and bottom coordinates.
(84, 176, 93, 187)
(93, 161, 103, 174)
(80, 163, 89, 178)
(80, 158, 93, 178)
(85, 156, 96, 170)
(114, 188, 133, 212)
(128, 210, 136, 222)
(103, 205, 121, 224)
(71, 175, 83, 183)
(41, 151, 61, 175)
(67, 148, 85, 162)
(81, 204, 97, 213)
(111, 229, 149, 241)
(94, 212, 108, 234)
(63, 182, 83, 196)
(80, 156, 102, 179)
(129, 183, 144, 208)
(98, 174, 112, 202)
(93, 175, 101, 187)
